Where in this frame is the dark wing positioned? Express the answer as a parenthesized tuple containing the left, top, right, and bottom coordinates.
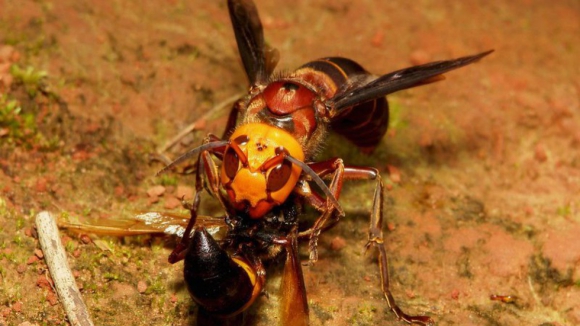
(228, 0, 277, 86)
(327, 50, 494, 115)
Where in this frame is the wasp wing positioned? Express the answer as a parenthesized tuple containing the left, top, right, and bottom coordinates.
(58, 212, 226, 238)
(228, 0, 277, 87)
(327, 50, 493, 113)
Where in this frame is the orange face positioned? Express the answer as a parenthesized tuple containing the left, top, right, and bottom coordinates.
(220, 123, 305, 219)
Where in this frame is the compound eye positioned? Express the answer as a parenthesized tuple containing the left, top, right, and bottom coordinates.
(223, 147, 240, 179)
(267, 160, 292, 192)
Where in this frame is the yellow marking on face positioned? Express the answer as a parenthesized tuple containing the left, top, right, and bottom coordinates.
(221, 123, 305, 217)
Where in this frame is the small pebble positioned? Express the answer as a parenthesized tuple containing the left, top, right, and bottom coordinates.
(36, 276, 52, 289)
(165, 185, 176, 194)
(371, 30, 384, 47)
(114, 185, 124, 197)
(386, 165, 401, 183)
(1, 306, 11, 317)
(12, 301, 23, 313)
(330, 236, 346, 251)
(17, 264, 26, 274)
(164, 196, 182, 209)
(147, 185, 166, 197)
(35, 177, 48, 193)
(148, 195, 159, 205)
(137, 281, 147, 294)
(18, 322, 38, 326)
(176, 185, 194, 200)
(409, 50, 431, 65)
(451, 289, 460, 300)
(80, 234, 92, 244)
(34, 249, 44, 259)
(534, 143, 547, 162)
(47, 292, 59, 306)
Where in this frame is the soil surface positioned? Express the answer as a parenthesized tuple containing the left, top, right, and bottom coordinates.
(1, 0, 579, 325)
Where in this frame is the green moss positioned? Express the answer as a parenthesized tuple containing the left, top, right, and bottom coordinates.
(12, 235, 23, 247)
(15, 216, 25, 230)
(83, 281, 98, 293)
(310, 301, 334, 323)
(0, 197, 10, 218)
(529, 254, 574, 292)
(9, 64, 48, 97)
(64, 239, 77, 253)
(0, 65, 63, 150)
(103, 272, 121, 281)
(146, 275, 167, 295)
(556, 204, 571, 217)
(0, 95, 36, 144)
(159, 174, 178, 187)
(388, 100, 410, 131)
(82, 207, 93, 216)
(348, 302, 378, 325)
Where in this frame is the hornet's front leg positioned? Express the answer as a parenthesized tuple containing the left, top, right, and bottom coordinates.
(297, 158, 345, 265)
(165, 135, 229, 263)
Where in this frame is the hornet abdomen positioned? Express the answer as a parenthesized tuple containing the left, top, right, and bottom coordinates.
(184, 227, 261, 316)
(295, 57, 389, 153)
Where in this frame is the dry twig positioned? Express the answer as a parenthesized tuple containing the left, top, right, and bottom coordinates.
(156, 92, 244, 153)
(36, 211, 94, 326)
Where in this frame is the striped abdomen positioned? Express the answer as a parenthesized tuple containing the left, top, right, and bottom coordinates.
(295, 57, 389, 153)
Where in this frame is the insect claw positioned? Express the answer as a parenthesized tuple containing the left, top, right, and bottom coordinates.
(307, 247, 319, 266)
(181, 198, 194, 211)
(364, 241, 372, 252)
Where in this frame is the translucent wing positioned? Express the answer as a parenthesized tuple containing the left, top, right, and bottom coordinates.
(58, 211, 227, 238)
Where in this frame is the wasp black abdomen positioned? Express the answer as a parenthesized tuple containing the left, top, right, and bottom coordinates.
(184, 227, 256, 315)
(297, 57, 390, 153)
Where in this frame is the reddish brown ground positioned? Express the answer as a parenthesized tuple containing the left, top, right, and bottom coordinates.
(1, 0, 579, 325)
